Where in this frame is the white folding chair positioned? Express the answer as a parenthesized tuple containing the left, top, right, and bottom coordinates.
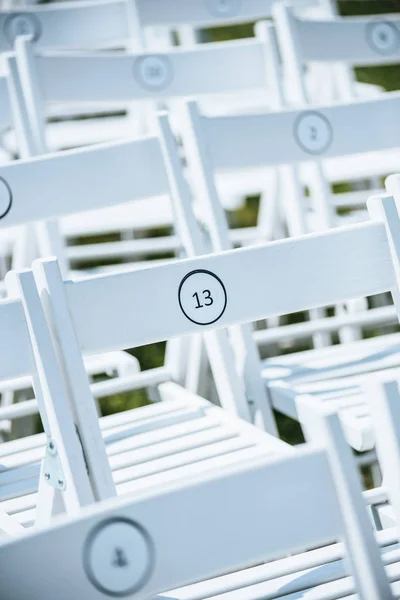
(0, 113, 281, 532)
(0, 410, 393, 599)
(5, 25, 282, 272)
(0, 109, 277, 429)
(274, 2, 400, 104)
(258, 176, 400, 455)
(3, 229, 399, 596)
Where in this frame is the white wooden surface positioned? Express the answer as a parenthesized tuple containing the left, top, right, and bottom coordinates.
(276, 6, 400, 65)
(0, 0, 312, 51)
(201, 93, 400, 170)
(0, 444, 384, 600)
(58, 218, 396, 355)
(0, 137, 168, 227)
(0, 75, 12, 132)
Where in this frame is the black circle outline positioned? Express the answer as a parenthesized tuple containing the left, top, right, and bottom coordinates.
(293, 110, 334, 156)
(3, 13, 42, 48)
(366, 20, 400, 56)
(203, 0, 242, 18)
(178, 269, 228, 326)
(83, 517, 155, 598)
(0, 177, 13, 220)
(133, 54, 173, 92)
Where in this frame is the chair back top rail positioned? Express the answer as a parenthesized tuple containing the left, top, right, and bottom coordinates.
(2, 93, 399, 230)
(58, 214, 396, 355)
(31, 38, 270, 102)
(0, 136, 169, 227)
(199, 93, 400, 169)
(0, 445, 344, 599)
(275, 4, 400, 66)
(0, 0, 314, 51)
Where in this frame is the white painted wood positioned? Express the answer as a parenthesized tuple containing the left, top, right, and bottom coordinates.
(0, 74, 12, 132)
(201, 93, 400, 170)
(0, 509, 24, 536)
(0, 0, 312, 52)
(4, 270, 98, 518)
(30, 40, 270, 103)
(0, 443, 389, 600)
(363, 378, 400, 536)
(296, 397, 393, 599)
(0, 137, 168, 228)
(279, 7, 400, 65)
(60, 220, 396, 355)
(180, 100, 277, 432)
(31, 259, 117, 506)
(274, 3, 400, 106)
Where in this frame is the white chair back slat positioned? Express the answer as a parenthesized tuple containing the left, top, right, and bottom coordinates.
(63, 220, 396, 355)
(34, 41, 268, 103)
(6, 269, 111, 514)
(0, 137, 169, 228)
(0, 446, 352, 599)
(0, 2, 129, 52)
(287, 12, 400, 65)
(0, 0, 311, 52)
(201, 93, 400, 170)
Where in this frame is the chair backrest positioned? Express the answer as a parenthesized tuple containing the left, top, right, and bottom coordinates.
(18, 28, 278, 107)
(33, 202, 400, 357)
(0, 274, 107, 523)
(182, 93, 400, 241)
(2, 259, 393, 597)
(274, 2, 400, 103)
(0, 111, 277, 490)
(0, 0, 311, 51)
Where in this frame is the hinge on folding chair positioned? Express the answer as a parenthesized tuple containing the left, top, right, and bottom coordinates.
(42, 438, 66, 491)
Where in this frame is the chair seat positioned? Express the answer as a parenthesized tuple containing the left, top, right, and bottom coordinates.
(262, 332, 400, 451)
(0, 383, 288, 528)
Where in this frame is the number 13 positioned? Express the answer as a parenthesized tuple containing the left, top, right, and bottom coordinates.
(193, 290, 213, 309)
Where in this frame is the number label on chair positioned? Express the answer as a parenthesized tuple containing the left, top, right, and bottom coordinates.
(366, 21, 400, 55)
(204, 0, 242, 17)
(294, 111, 333, 155)
(83, 518, 154, 596)
(133, 55, 173, 91)
(178, 270, 227, 325)
(3, 13, 42, 47)
(0, 178, 13, 220)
